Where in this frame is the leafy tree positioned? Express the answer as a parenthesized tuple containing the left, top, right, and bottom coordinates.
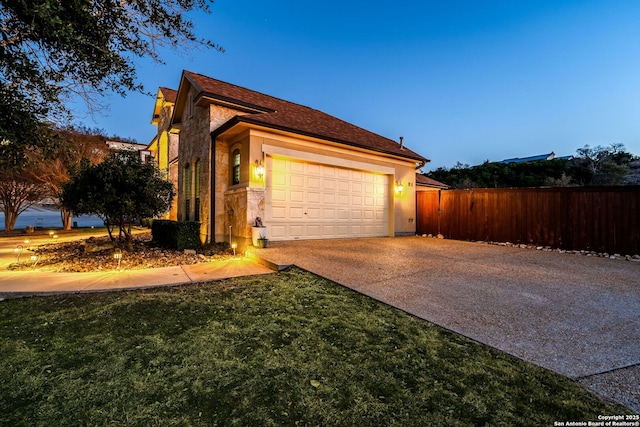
(61, 151, 175, 249)
(0, 168, 45, 231)
(567, 144, 635, 186)
(26, 125, 109, 230)
(0, 0, 222, 174)
(426, 159, 570, 189)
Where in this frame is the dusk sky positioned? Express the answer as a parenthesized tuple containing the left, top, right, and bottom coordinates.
(75, 0, 640, 171)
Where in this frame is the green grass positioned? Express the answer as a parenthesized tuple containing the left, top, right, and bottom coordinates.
(0, 268, 630, 426)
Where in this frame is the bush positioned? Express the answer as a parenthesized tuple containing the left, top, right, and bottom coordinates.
(141, 218, 154, 228)
(152, 220, 201, 250)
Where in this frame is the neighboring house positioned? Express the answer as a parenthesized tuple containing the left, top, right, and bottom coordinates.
(147, 87, 179, 220)
(415, 174, 448, 192)
(165, 70, 428, 247)
(106, 140, 149, 156)
(501, 152, 556, 164)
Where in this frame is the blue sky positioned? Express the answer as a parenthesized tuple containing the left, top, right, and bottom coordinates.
(77, 0, 640, 171)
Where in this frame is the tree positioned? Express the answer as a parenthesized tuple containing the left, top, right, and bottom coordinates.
(426, 159, 570, 189)
(567, 144, 635, 186)
(61, 151, 174, 249)
(26, 125, 109, 230)
(0, 0, 222, 167)
(0, 168, 45, 231)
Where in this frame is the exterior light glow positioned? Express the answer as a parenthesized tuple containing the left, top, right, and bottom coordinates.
(30, 254, 40, 269)
(231, 242, 237, 257)
(255, 159, 265, 180)
(395, 181, 404, 194)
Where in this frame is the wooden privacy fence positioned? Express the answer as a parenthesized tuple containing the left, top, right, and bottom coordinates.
(416, 187, 640, 255)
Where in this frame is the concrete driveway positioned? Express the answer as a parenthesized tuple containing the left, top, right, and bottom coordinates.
(254, 236, 640, 412)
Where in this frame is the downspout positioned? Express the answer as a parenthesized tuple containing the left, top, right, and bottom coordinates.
(210, 132, 216, 243)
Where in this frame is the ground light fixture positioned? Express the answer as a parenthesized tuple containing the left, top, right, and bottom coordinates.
(113, 248, 123, 270)
(30, 254, 39, 270)
(231, 243, 237, 257)
(14, 245, 23, 263)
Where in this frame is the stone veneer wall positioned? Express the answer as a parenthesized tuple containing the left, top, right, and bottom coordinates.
(177, 87, 213, 241)
(222, 187, 266, 248)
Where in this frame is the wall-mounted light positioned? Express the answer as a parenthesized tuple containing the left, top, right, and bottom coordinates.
(255, 159, 265, 180)
(395, 180, 404, 194)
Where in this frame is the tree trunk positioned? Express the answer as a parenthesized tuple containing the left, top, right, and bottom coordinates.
(3, 207, 18, 231)
(60, 208, 72, 230)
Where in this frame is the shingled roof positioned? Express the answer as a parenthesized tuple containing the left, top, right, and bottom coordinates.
(416, 174, 448, 189)
(159, 87, 177, 104)
(182, 71, 427, 163)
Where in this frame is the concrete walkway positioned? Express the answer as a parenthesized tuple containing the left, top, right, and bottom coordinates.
(0, 233, 274, 298)
(253, 236, 640, 413)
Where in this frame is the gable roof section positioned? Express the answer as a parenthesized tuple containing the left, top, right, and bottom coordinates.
(177, 70, 427, 163)
(151, 87, 178, 125)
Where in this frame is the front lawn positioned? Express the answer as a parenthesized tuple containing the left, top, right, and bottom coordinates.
(0, 268, 630, 426)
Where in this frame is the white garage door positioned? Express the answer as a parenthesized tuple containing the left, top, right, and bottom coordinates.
(266, 157, 390, 241)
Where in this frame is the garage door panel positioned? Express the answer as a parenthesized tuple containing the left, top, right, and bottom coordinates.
(308, 192, 321, 203)
(272, 189, 286, 202)
(290, 191, 304, 202)
(323, 193, 335, 204)
(271, 206, 287, 219)
(267, 157, 389, 241)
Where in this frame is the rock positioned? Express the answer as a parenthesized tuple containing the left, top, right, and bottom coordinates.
(427, 234, 433, 238)
(183, 249, 197, 255)
(84, 241, 116, 253)
(436, 234, 444, 239)
(519, 244, 527, 249)
(536, 246, 543, 250)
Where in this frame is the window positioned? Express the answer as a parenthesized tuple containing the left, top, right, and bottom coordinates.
(232, 149, 241, 185)
(194, 159, 201, 222)
(184, 164, 191, 221)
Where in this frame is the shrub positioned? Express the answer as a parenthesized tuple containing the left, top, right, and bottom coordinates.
(152, 220, 201, 250)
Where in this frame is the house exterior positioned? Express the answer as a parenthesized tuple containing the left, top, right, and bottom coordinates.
(147, 87, 179, 220)
(163, 70, 428, 247)
(501, 152, 556, 164)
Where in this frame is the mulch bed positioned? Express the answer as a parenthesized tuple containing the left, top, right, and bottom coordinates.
(7, 233, 232, 272)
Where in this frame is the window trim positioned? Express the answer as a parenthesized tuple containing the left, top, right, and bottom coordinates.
(232, 148, 241, 186)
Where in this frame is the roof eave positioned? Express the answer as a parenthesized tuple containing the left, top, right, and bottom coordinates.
(212, 116, 428, 163)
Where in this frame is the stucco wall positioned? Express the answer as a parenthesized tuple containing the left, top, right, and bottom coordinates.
(247, 130, 418, 237)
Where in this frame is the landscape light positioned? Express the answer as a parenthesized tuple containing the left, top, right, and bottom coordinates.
(113, 249, 123, 270)
(14, 245, 23, 263)
(30, 254, 39, 269)
(231, 243, 237, 257)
